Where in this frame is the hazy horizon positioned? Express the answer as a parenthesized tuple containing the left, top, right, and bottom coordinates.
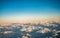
(0, 0, 60, 24)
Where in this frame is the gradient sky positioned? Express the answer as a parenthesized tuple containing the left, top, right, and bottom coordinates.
(0, 0, 60, 24)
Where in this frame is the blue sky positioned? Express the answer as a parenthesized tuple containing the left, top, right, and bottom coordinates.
(0, 0, 60, 20)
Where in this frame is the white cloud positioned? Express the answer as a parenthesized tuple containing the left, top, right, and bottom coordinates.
(37, 28, 51, 34)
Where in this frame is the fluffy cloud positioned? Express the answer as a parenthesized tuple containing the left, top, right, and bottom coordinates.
(37, 28, 51, 34)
